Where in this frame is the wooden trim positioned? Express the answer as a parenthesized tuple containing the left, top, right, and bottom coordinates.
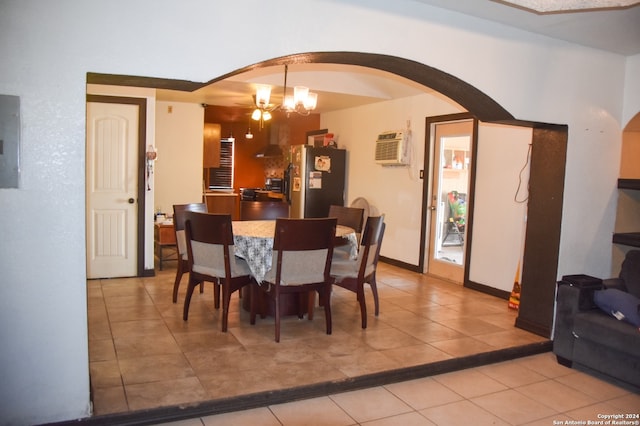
(86, 94, 148, 277)
(517, 125, 568, 337)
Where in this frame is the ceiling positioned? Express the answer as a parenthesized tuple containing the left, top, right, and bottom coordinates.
(156, 1, 640, 117)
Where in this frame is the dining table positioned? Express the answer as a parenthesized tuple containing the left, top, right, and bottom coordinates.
(232, 219, 358, 284)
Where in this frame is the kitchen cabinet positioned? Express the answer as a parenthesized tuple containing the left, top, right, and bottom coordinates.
(203, 123, 221, 168)
(203, 192, 239, 220)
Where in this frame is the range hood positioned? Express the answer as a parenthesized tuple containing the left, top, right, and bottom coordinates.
(255, 123, 285, 158)
(255, 144, 284, 158)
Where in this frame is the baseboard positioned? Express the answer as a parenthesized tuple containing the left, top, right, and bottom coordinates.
(379, 256, 420, 273)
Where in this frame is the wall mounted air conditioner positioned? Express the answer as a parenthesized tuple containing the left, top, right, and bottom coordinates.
(375, 130, 408, 166)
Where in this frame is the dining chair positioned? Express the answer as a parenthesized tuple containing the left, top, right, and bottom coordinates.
(172, 203, 208, 303)
(250, 217, 337, 342)
(183, 212, 254, 332)
(330, 215, 385, 329)
(328, 204, 365, 246)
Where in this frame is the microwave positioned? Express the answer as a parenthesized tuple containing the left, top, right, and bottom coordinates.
(265, 178, 283, 193)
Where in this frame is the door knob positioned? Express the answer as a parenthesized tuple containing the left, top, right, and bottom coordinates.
(128, 198, 135, 204)
(429, 206, 436, 211)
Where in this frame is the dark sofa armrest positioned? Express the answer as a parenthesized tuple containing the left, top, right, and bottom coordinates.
(603, 277, 628, 292)
(553, 283, 598, 361)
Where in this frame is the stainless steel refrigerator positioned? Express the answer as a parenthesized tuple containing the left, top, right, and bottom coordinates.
(285, 145, 346, 218)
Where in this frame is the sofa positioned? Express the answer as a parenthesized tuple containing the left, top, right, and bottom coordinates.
(553, 250, 640, 390)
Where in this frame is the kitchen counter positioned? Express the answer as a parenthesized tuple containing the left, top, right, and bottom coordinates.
(203, 192, 240, 220)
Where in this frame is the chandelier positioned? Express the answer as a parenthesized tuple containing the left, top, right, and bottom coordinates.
(250, 65, 318, 129)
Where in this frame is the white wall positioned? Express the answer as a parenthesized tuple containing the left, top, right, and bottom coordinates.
(155, 101, 204, 214)
(323, 93, 461, 265)
(470, 124, 532, 292)
(1, 0, 637, 423)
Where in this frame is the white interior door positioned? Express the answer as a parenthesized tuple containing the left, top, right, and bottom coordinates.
(86, 102, 139, 278)
(427, 119, 473, 283)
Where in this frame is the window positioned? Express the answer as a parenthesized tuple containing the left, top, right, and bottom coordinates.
(207, 138, 234, 189)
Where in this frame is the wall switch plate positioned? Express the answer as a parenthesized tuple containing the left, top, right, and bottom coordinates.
(0, 95, 20, 188)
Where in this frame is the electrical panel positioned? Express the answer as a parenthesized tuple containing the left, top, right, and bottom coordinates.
(0, 95, 20, 188)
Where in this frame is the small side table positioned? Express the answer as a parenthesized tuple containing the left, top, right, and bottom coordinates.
(154, 222, 177, 270)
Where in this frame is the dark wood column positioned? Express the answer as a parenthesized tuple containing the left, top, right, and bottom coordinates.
(516, 125, 567, 337)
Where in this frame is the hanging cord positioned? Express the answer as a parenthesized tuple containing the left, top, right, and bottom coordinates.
(514, 143, 532, 203)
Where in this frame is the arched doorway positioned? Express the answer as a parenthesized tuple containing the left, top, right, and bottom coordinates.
(88, 51, 566, 336)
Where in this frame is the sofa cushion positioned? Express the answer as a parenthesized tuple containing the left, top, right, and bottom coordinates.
(593, 288, 640, 327)
(573, 310, 640, 358)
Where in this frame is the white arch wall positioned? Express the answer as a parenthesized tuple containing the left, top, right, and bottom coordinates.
(0, 1, 636, 424)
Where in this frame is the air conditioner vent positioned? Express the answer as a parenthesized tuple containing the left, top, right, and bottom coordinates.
(375, 131, 408, 165)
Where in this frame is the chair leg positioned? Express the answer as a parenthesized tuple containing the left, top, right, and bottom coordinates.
(306, 291, 315, 320)
(221, 280, 231, 332)
(172, 260, 185, 303)
(357, 286, 368, 329)
(370, 276, 380, 317)
(275, 291, 281, 343)
(249, 283, 257, 325)
(213, 280, 221, 309)
(323, 285, 332, 335)
(183, 277, 197, 321)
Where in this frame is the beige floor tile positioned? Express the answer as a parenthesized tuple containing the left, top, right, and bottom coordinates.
(521, 414, 573, 426)
(385, 377, 464, 410)
(201, 407, 281, 426)
(554, 371, 631, 400)
(564, 401, 629, 423)
(429, 336, 495, 358)
(334, 350, 401, 377)
(199, 366, 283, 399)
(125, 377, 209, 411)
(359, 327, 425, 351)
(512, 352, 573, 378)
(470, 389, 558, 425)
(433, 368, 508, 399)
(90, 360, 122, 388)
(399, 320, 465, 343)
(419, 399, 510, 426)
(270, 359, 347, 388)
(434, 317, 505, 336)
(172, 329, 243, 353)
(119, 353, 195, 385)
(381, 343, 452, 367)
(91, 385, 128, 415)
(605, 392, 640, 413)
(109, 318, 170, 339)
(515, 380, 598, 412)
(476, 359, 547, 388)
(114, 333, 182, 359)
(330, 387, 413, 423)
(88, 337, 116, 362)
(269, 396, 356, 426)
(88, 263, 575, 422)
(361, 411, 436, 425)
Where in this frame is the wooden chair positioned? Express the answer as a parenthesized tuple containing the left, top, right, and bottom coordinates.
(328, 204, 365, 246)
(183, 212, 254, 332)
(172, 203, 207, 303)
(330, 215, 385, 329)
(250, 217, 337, 342)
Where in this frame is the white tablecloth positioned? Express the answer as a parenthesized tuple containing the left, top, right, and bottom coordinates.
(232, 220, 357, 283)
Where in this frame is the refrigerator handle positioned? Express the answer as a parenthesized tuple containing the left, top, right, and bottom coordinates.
(284, 163, 293, 204)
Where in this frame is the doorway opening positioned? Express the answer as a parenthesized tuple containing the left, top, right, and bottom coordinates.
(425, 116, 476, 283)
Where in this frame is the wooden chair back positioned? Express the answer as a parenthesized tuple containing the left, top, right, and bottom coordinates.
(328, 205, 365, 234)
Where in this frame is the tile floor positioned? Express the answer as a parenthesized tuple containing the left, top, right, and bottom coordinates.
(87, 261, 638, 424)
(159, 352, 640, 426)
